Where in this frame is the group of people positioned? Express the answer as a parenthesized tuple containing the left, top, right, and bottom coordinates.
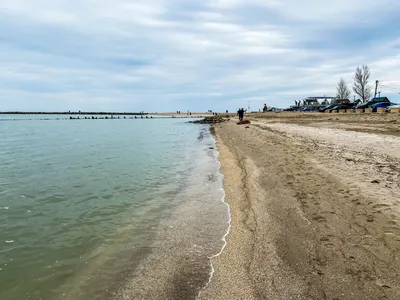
(176, 111, 192, 115)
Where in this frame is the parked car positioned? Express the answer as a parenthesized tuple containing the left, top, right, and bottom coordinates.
(283, 107, 298, 111)
(356, 97, 390, 109)
(319, 104, 336, 112)
(371, 102, 396, 112)
(330, 104, 354, 111)
(267, 107, 282, 112)
(300, 107, 319, 112)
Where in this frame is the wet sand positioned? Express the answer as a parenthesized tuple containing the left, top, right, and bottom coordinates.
(199, 114, 400, 300)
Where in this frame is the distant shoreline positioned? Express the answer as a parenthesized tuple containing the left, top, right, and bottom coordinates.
(0, 111, 149, 115)
(1, 112, 236, 118)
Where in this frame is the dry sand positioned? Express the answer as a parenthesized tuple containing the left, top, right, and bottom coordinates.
(250, 111, 400, 137)
(198, 113, 400, 300)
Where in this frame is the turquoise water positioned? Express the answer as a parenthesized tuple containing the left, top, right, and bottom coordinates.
(0, 116, 228, 299)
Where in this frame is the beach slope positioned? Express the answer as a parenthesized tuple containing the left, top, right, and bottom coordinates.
(199, 118, 400, 300)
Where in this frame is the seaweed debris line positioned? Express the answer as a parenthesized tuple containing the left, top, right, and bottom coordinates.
(189, 116, 230, 124)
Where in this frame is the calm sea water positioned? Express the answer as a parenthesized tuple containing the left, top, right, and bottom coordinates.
(0, 115, 228, 300)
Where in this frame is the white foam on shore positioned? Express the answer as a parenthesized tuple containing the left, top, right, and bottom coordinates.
(197, 136, 232, 298)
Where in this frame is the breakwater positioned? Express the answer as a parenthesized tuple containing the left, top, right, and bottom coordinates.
(0, 111, 149, 115)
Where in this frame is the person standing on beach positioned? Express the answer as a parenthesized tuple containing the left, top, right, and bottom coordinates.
(237, 108, 246, 121)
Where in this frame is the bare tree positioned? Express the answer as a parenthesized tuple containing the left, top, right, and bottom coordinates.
(336, 78, 351, 99)
(352, 65, 372, 102)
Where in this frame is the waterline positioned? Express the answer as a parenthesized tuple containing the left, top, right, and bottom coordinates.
(197, 138, 232, 298)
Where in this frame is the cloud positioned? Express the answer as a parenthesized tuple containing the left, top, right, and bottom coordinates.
(0, 0, 400, 112)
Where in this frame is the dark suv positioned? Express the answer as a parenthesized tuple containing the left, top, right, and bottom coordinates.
(356, 97, 390, 109)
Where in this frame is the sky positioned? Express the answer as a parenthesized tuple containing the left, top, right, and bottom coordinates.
(1, 0, 400, 112)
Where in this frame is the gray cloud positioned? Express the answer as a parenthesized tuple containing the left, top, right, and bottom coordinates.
(0, 0, 400, 111)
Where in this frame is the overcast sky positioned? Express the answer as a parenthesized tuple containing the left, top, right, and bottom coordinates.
(1, 0, 400, 112)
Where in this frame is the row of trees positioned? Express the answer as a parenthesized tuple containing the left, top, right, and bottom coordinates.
(336, 65, 372, 102)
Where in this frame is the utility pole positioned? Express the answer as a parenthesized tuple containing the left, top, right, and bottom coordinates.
(374, 80, 379, 99)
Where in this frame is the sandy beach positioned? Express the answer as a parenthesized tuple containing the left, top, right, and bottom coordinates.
(199, 112, 400, 300)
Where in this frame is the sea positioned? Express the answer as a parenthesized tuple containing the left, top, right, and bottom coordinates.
(0, 114, 229, 300)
